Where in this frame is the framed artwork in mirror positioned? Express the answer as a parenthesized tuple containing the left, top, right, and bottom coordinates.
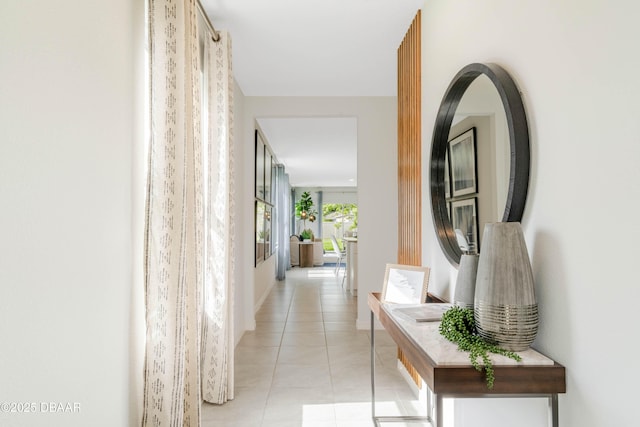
(381, 264, 431, 304)
(449, 127, 477, 197)
(451, 197, 479, 254)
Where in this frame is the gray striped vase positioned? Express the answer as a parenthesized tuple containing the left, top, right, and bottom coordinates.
(474, 222, 538, 351)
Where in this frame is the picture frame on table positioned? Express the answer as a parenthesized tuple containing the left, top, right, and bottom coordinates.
(449, 127, 477, 197)
(381, 264, 431, 304)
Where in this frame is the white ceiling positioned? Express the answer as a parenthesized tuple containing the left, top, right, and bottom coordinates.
(257, 117, 358, 187)
(201, 0, 422, 186)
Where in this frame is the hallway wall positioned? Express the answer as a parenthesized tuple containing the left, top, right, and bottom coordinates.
(421, 1, 640, 426)
(0, 1, 142, 425)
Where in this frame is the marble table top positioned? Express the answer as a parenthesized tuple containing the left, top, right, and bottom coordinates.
(383, 303, 554, 366)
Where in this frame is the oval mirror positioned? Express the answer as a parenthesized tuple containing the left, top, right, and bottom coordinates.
(430, 63, 530, 266)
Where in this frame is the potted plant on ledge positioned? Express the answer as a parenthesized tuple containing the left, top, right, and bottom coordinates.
(300, 229, 314, 242)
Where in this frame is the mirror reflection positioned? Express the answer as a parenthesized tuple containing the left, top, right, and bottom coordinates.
(430, 63, 530, 266)
(445, 75, 509, 254)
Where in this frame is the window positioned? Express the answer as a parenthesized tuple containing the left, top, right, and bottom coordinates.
(321, 203, 357, 251)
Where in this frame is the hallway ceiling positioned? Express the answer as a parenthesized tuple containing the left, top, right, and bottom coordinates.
(257, 117, 358, 187)
(201, 0, 422, 186)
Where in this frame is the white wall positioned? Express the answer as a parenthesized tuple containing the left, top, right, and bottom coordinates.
(0, 1, 141, 426)
(320, 187, 358, 205)
(421, 1, 640, 426)
(242, 97, 397, 329)
(233, 79, 248, 346)
(254, 256, 277, 311)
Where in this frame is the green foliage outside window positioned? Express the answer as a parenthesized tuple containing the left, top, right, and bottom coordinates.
(322, 203, 357, 229)
(321, 203, 357, 251)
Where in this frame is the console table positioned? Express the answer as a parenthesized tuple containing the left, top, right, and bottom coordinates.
(368, 292, 565, 427)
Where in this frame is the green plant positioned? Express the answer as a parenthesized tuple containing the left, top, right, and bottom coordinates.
(295, 192, 317, 232)
(295, 192, 316, 219)
(439, 306, 521, 389)
(300, 229, 313, 240)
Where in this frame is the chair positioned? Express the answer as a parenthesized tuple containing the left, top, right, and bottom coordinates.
(312, 238, 324, 266)
(330, 235, 347, 281)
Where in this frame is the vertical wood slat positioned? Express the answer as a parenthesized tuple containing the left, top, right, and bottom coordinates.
(397, 11, 422, 387)
(397, 11, 421, 268)
(398, 347, 423, 388)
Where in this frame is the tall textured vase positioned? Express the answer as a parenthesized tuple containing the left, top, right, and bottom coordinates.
(454, 254, 479, 309)
(474, 222, 538, 351)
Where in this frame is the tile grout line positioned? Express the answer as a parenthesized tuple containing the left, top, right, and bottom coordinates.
(260, 277, 296, 427)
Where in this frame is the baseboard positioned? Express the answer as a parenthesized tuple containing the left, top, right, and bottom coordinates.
(254, 278, 276, 314)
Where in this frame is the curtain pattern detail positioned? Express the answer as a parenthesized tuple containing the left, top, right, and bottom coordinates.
(143, 0, 207, 424)
(201, 30, 235, 405)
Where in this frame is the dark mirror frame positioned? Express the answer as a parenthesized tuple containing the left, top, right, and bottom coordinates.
(430, 63, 530, 266)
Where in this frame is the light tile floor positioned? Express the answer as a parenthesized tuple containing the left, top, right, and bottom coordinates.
(202, 266, 430, 426)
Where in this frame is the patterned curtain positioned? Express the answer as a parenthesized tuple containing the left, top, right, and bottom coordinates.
(143, 0, 235, 423)
(200, 30, 235, 405)
(143, 0, 202, 425)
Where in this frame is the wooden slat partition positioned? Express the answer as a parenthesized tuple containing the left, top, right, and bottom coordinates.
(397, 11, 422, 267)
(397, 11, 422, 388)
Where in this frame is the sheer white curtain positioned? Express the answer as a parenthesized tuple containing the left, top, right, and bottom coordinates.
(201, 30, 235, 405)
(143, 0, 234, 424)
(275, 165, 290, 280)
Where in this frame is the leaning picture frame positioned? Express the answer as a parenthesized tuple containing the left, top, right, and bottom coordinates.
(381, 264, 431, 304)
(449, 127, 477, 197)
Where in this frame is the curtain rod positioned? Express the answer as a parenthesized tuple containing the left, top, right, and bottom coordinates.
(197, 0, 220, 42)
